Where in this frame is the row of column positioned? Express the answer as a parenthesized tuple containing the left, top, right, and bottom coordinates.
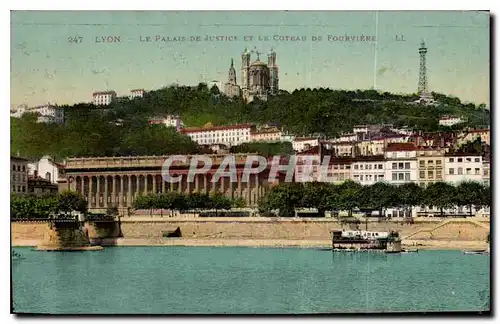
(68, 173, 267, 209)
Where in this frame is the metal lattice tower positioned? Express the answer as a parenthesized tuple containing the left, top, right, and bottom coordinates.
(418, 40, 429, 96)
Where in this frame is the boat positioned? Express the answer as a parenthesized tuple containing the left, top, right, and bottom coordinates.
(12, 250, 25, 260)
(463, 250, 489, 255)
(401, 249, 419, 254)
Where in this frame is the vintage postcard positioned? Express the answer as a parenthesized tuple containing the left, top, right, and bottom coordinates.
(10, 10, 490, 315)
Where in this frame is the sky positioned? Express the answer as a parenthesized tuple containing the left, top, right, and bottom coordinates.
(10, 10, 490, 108)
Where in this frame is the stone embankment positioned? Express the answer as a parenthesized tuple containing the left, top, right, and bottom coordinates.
(12, 217, 490, 251)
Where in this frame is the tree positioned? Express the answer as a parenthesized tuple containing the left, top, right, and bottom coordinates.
(58, 191, 88, 215)
(207, 192, 232, 216)
(397, 183, 424, 217)
(336, 180, 362, 217)
(363, 182, 397, 217)
(482, 186, 491, 208)
(265, 183, 303, 217)
(231, 197, 247, 208)
(423, 182, 457, 217)
(456, 181, 485, 216)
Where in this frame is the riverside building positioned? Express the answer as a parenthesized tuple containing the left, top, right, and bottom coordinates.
(180, 123, 255, 147)
(11, 156, 29, 194)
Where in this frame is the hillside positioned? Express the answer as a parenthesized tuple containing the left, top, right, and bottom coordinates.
(10, 84, 490, 161)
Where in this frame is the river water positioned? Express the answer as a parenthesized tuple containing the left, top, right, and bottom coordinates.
(12, 246, 490, 314)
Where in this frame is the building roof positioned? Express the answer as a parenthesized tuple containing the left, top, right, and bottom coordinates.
(385, 142, 417, 152)
(130, 89, 145, 92)
(294, 137, 319, 142)
(93, 91, 117, 96)
(250, 60, 267, 67)
(11, 156, 29, 162)
(180, 123, 254, 133)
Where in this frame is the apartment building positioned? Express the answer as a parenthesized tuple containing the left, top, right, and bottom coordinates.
(417, 148, 445, 186)
(351, 156, 386, 185)
(10, 104, 65, 124)
(384, 143, 418, 185)
(148, 115, 184, 130)
(11, 156, 29, 194)
(180, 123, 254, 147)
(93, 91, 117, 106)
(444, 153, 483, 185)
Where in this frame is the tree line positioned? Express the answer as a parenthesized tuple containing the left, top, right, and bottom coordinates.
(11, 84, 489, 161)
(132, 191, 246, 216)
(11, 191, 88, 219)
(259, 180, 490, 218)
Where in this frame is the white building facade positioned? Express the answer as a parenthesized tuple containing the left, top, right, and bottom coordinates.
(439, 115, 466, 127)
(292, 138, 320, 153)
(384, 143, 418, 185)
(148, 115, 184, 131)
(444, 154, 483, 185)
(351, 157, 386, 185)
(10, 104, 64, 124)
(27, 155, 63, 184)
(130, 89, 145, 99)
(180, 124, 254, 147)
(93, 91, 117, 106)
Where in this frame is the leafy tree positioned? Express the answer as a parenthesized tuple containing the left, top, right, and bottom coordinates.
(207, 192, 232, 216)
(265, 183, 303, 217)
(397, 182, 424, 217)
(456, 181, 485, 216)
(231, 197, 247, 208)
(336, 180, 362, 217)
(423, 182, 457, 217)
(58, 191, 87, 215)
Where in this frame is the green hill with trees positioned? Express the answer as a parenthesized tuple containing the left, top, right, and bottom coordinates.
(10, 84, 490, 161)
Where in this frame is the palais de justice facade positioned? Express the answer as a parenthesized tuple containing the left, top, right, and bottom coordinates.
(60, 155, 281, 212)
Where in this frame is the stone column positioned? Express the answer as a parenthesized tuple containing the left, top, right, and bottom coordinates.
(195, 174, 200, 192)
(152, 175, 157, 194)
(104, 176, 108, 208)
(136, 175, 140, 197)
(229, 176, 234, 199)
(120, 176, 124, 207)
(143, 175, 148, 195)
(89, 176, 95, 208)
(237, 172, 243, 199)
(248, 174, 253, 206)
(127, 176, 132, 206)
(256, 175, 260, 203)
(162, 176, 166, 193)
(170, 178, 174, 192)
(187, 176, 192, 194)
(204, 174, 208, 194)
(221, 177, 225, 194)
(80, 177, 84, 196)
(96, 176, 101, 207)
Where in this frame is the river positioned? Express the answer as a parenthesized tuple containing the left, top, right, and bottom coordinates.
(12, 247, 490, 314)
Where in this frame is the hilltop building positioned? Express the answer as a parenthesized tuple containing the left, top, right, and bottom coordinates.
(10, 104, 65, 124)
(223, 48, 279, 102)
(93, 90, 117, 106)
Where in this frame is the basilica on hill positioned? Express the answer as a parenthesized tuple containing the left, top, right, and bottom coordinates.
(223, 48, 279, 102)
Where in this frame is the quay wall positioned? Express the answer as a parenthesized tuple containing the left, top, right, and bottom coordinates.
(12, 218, 490, 246)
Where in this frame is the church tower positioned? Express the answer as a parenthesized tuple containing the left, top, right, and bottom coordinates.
(241, 48, 251, 91)
(268, 48, 279, 95)
(224, 58, 240, 98)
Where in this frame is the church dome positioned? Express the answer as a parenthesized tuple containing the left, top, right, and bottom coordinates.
(250, 60, 267, 67)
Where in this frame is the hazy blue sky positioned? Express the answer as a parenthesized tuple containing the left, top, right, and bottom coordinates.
(10, 10, 489, 108)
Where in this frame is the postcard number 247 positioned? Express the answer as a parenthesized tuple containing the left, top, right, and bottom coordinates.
(68, 36, 84, 44)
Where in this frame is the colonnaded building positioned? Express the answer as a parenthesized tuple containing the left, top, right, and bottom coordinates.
(58, 154, 283, 212)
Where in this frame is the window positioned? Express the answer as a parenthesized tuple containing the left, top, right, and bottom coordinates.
(398, 163, 404, 169)
(405, 173, 410, 181)
(466, 168, 471, 175)
(345, 165, 351, 169)
(458, 167, 463, 175)
(12, 185, 15, 192)
(405, 162, 410, 169)
(475, 158, 480, 162)
(22, 186, 25, 192)
(360, 175, 364, 181)
(458, 158, 463, 162)
(392, 173, 397, 181)
(484, 169, 488, 176)
(17, 186, 20, 192)
(475, 168, 480, 175)
(449, 158, 454, 162)
(436, 170, 442, 179)
(17, 165, 20, 171)
(22, 166, 26, 172)
(378, 175, 384, 179)
(420, 171, 425, 179)
(12, 165, 16, 171)
(436, 160, 442, 165)
(378, 164, 383, 169)
(359, 165, 363, 170)
(405, 152, 410, 158)
(428, 160, 433, 164)
(392, 152, 396, 158)
(428, 171, 434, 179)
(419, 160, 425, 167)
(392, 163, 397, 169)
(398, 173, 404, 181)
(466, 158, 471, 162)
